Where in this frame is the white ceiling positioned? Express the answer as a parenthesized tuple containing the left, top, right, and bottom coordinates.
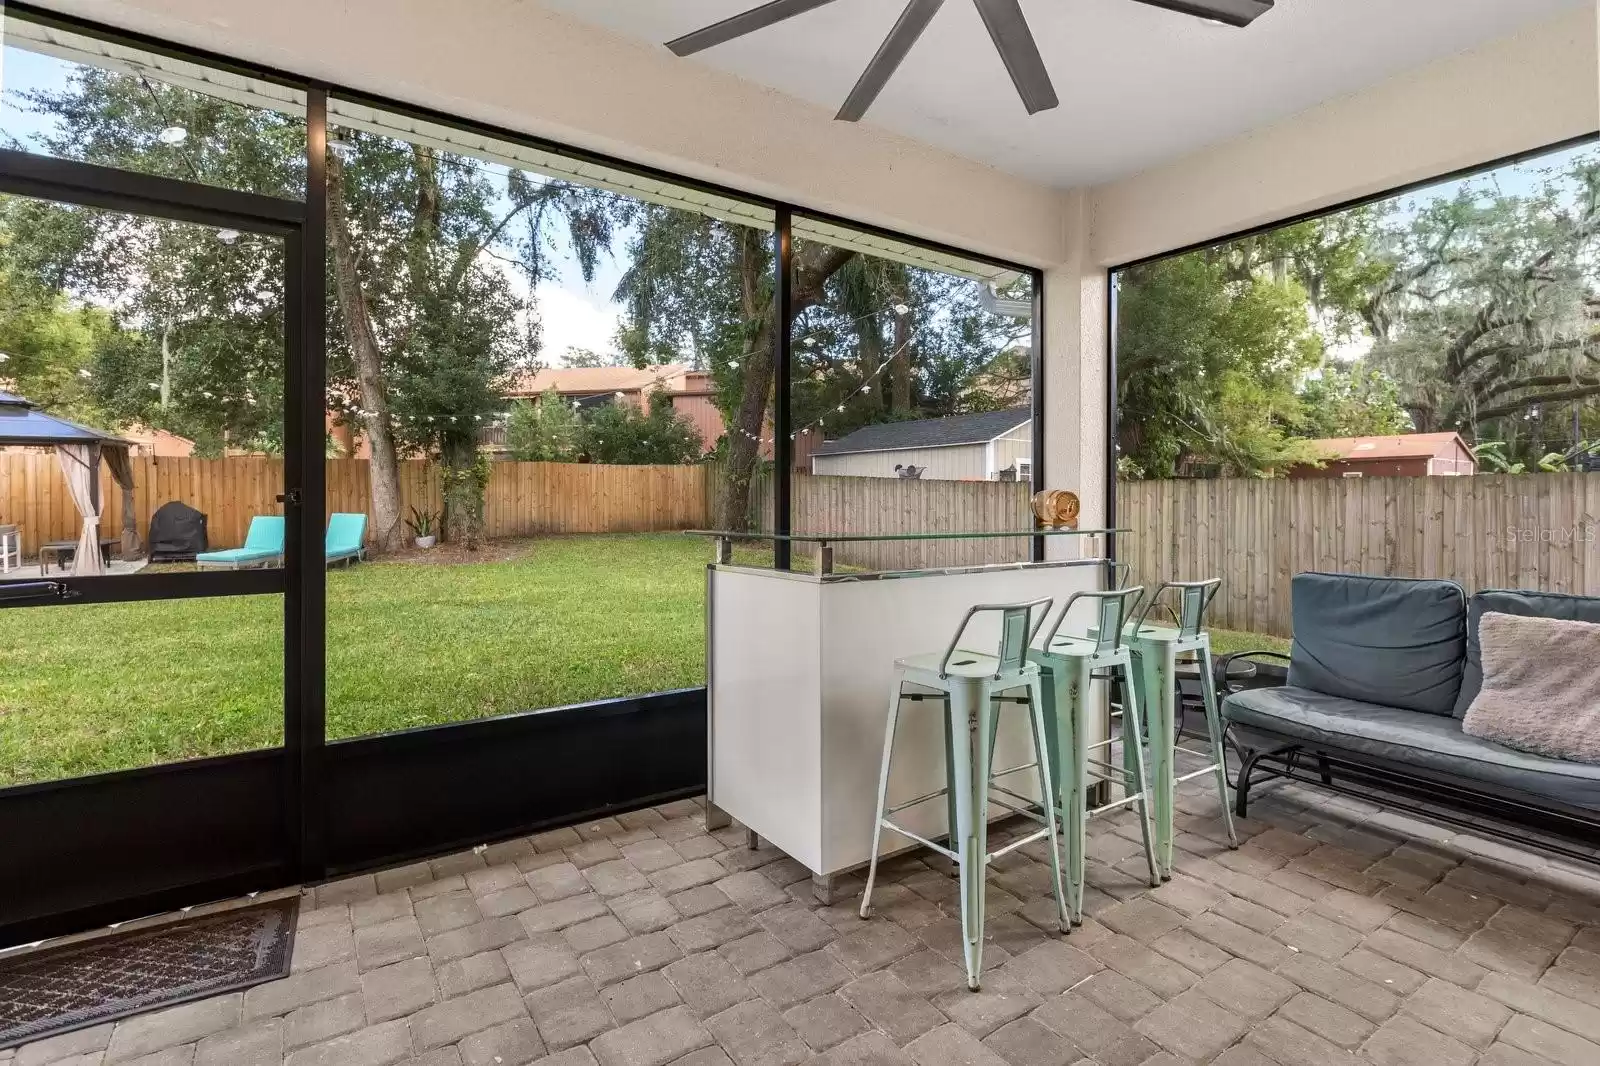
(536, 0, 1588, 187)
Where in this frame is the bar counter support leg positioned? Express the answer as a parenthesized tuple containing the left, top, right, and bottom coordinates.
(705, 802, 733, 831)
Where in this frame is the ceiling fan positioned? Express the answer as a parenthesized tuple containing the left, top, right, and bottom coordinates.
(666, 0, 1275, 122)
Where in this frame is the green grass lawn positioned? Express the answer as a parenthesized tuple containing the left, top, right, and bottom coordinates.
(0, 535, 714, 786)
(0, 534, 1290, 787)
(1208, 628, 1290, 658)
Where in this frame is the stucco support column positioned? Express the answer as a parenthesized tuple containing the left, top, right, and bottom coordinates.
(1042, 189, 1110, 559)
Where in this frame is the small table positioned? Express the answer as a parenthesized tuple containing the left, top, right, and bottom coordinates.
(40, 537, 119, 573)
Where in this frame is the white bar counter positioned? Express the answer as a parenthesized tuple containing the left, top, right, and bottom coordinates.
(701, 534, 1115, 901)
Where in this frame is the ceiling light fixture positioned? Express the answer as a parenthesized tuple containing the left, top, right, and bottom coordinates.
(665, 0, 1273, 121)
(157, 125, 188, 145)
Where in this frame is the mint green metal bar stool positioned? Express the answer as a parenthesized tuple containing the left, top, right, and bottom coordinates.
(1126, 579, 1236, 878)
(1030, 585, 1159, 926)
(860, 598, 1068, 992)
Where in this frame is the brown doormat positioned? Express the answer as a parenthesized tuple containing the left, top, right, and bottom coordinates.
(0, 897, 297, 1050)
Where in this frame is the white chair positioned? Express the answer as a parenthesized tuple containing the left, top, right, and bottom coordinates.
(0, 525, 19, 574)
(859, 597, 1068, 992)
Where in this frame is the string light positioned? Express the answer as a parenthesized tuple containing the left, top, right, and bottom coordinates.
(787, 324, 922, 440)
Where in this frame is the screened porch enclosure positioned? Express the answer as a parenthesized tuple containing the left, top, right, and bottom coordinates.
(0, 0, 1594, 971)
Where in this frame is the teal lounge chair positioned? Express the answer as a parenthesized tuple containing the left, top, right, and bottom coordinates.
(326, 512, 368, 567)
(196, 515, 284, 570)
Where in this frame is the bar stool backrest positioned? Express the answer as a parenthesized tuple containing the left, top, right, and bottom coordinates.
(940, 597, 1053, 678)
(1042, 586, 1146, 654)
(1134, 578, 1222, 640)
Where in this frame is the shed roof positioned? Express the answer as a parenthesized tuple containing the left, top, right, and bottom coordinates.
(1306, 432, 1471, 461)
(0, 390, 129, 447)
(814, 408, 1031, 457)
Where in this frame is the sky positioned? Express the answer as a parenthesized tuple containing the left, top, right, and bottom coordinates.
(0, 43, 632, 367)
(1394, 140, 1597, 215)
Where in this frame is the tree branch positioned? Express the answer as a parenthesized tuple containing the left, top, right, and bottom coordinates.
(1475, 382, 1600, 422)
(448, 195, 540, 296)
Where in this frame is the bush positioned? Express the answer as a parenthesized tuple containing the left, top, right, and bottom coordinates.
(506, 388, 582, 462)
(581, 391, 704, 465)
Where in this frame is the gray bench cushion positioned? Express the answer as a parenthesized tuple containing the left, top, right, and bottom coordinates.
(1288, 572, 1466, 716)
(1453, 589, 1600, 718)
(1223, 686, 1600, 812)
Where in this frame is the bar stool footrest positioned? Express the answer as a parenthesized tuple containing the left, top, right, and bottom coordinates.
(989, 827, 1052, 860)
(887, 787, 951, 816)
(877, 819, 957, 862)
(1088, 794, 1146, 817)
(987, 785, 1049, 823)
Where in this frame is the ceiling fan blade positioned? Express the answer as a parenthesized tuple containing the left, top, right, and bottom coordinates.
(971, 0, 1058, 115)
(836, 0, 946, 121)
(666, 0, 843, 56)
(1126, 0, 1274, 29)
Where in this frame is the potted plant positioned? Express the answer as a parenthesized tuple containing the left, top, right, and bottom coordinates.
(407, 507, 438, 549)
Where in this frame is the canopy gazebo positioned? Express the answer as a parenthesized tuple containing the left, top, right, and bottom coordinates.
(0, 389, 138, 577)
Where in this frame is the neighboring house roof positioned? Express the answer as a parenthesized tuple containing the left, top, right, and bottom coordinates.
(123, 424, 198, 457)
(814, 408, 1031, 457)
(1305, 432, 1471, 461)
(508, 364, 690, 396)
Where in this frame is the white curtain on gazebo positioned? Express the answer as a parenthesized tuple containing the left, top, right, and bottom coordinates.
(56, 442, 106, 576)
(103, 444, 140, 558)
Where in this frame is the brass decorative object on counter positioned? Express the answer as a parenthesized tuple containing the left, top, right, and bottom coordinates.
(1031, 489, 1080, 529)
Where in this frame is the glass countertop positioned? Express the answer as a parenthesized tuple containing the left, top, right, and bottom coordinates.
(684, 528, 1126, 543)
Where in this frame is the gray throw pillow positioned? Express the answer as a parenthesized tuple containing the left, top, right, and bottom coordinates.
(1454, 590, 1600, 717)
(1462, 612, 1600, 765)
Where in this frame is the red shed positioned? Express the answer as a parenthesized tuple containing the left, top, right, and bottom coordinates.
(1290, 432, 1476, 479)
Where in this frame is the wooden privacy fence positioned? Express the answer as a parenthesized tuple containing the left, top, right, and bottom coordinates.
(1118, 473, 1600, 639)
(324, 459, 714, 542)
(0, 453, 714, 556)
(754, 473, 1034, 571)
(16, 449, 1591, 630)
